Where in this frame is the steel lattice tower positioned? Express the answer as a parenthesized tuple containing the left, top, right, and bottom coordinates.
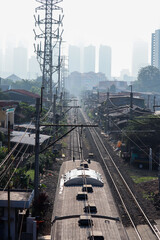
(34, 0, 63, 105)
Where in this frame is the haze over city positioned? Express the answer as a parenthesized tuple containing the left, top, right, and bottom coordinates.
(0, 0, 160, 77)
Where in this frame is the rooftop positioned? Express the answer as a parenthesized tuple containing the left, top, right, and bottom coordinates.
(6, 89, 40, 99)
(0, 189, 34, 208)
(0, 100, 19, 108)
(14, 124, 45, 131)
(11, 131, 50, 146)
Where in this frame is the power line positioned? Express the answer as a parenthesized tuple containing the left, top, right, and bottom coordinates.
(0, 121, 33, 169)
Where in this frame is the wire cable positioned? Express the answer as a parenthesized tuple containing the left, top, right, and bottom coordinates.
(110, 118, 159, 166)
(3, 144, 30, 191)
(0, 121, 33, 169)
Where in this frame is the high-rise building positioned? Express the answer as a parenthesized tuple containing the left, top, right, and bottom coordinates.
(13, 46, 28, 79)
(68, 45, 81, 73)
(132, 41, 148, 77)
(83, 45, 95, 73)
(99, 45, 111, 80)
(0, 49, 4, 76)
(28, 55, 41, 79)
(151, 29, 160, 69)
(4, 46, 14, 77)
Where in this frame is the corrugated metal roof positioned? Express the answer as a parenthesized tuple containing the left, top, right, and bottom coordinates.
(11, 131, 50, 146)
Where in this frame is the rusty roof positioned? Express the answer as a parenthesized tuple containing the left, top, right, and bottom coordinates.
(6, 89, 40, 98)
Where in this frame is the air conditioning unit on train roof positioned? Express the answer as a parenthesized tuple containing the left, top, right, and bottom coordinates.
(78, 215, 93, 227)
(88, 231, 104, 240)
(84, 203, 97, 213)
(80, 161, 89, 168)
(76, 191, 88, 200)
(82, 184, 93, 193)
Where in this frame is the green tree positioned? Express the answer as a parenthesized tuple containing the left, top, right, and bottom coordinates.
(15, 102, 36, 123)
(11, 79, 41, 93)
(133, 65, 160, 92)
(110, 84, 116, 93)
(0, 146, 8, 162)
(122, 115, 160, 154)
(0, 90, 10, 100)
(31, 86, 41, 95)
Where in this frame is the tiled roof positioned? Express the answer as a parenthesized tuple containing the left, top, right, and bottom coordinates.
(0, 100, 19, 107)
(6, 89, 40, 98)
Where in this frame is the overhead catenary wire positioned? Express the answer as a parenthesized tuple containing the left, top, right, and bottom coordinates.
(0, 121, 33, 169)
(0, 122, 34, 183)
(104, 98, 149, 125)
(0, 143, 27, 184)
(3, 144, 30, 191)
(110, 118, 159, 166)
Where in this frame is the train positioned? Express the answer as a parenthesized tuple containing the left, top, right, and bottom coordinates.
(50, 159, 128, 240)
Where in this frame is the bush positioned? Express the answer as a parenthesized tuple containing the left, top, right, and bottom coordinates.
(32, 192, 49, 217)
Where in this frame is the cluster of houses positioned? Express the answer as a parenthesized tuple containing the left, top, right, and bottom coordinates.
(0, 86, 51, 239)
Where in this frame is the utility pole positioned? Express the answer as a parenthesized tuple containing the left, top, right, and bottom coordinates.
(158, 149, 160, 193)
(147, 95, 150, 109)
(7, 120, 11, 240)
(153, 96, 156, 112)
(53, 94, 57, 123)
(106, 91, 109, 133)
(8, 121, 10, 153)
(149, 148, 152, 171)
(34, 98, 40, 200)
(57, 28, 64, 95)
(60, 92, 63, 116)
(130, 85, 133, 120)
(8, 184, 11, 240)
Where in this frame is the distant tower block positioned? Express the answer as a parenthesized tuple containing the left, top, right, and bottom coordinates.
(152, 29, 160, 70)
(83, 45, 96, 73)
(99, 45, 111, 80)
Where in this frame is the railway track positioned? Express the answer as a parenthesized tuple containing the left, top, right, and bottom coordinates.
(69, 105, 81, 160)
(80, 108, 160, 240)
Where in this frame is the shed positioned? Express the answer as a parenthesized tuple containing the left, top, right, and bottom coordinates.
(0, 189, 34, 240)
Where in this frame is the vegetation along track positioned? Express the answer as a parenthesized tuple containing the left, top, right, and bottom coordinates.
(80, 109, 160, 240)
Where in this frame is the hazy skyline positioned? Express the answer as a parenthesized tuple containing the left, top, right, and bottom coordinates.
(0, 0, 160, 77)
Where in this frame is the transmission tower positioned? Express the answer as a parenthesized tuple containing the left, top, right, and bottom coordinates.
(34, 0, 63, 105)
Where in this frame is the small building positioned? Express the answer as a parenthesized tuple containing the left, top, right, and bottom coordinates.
(14, 124, 45, 133)
(0, 101, 19, 129)
(5, 89, 40, 105)
(0, 189, 34, 240)
(10, 131, 51, 152)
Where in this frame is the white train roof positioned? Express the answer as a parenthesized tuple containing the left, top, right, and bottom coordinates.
(63, 168, 104, 186)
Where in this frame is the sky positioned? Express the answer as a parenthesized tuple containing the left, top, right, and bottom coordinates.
(0, 0, 160, 76)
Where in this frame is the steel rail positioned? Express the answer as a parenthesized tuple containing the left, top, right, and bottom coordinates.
(81, 109, 160, 240)
(92, 127, 160, 239)
(88, 127, 142, 240)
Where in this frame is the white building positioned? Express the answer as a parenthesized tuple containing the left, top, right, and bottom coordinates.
(151, 29, 160, 70)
